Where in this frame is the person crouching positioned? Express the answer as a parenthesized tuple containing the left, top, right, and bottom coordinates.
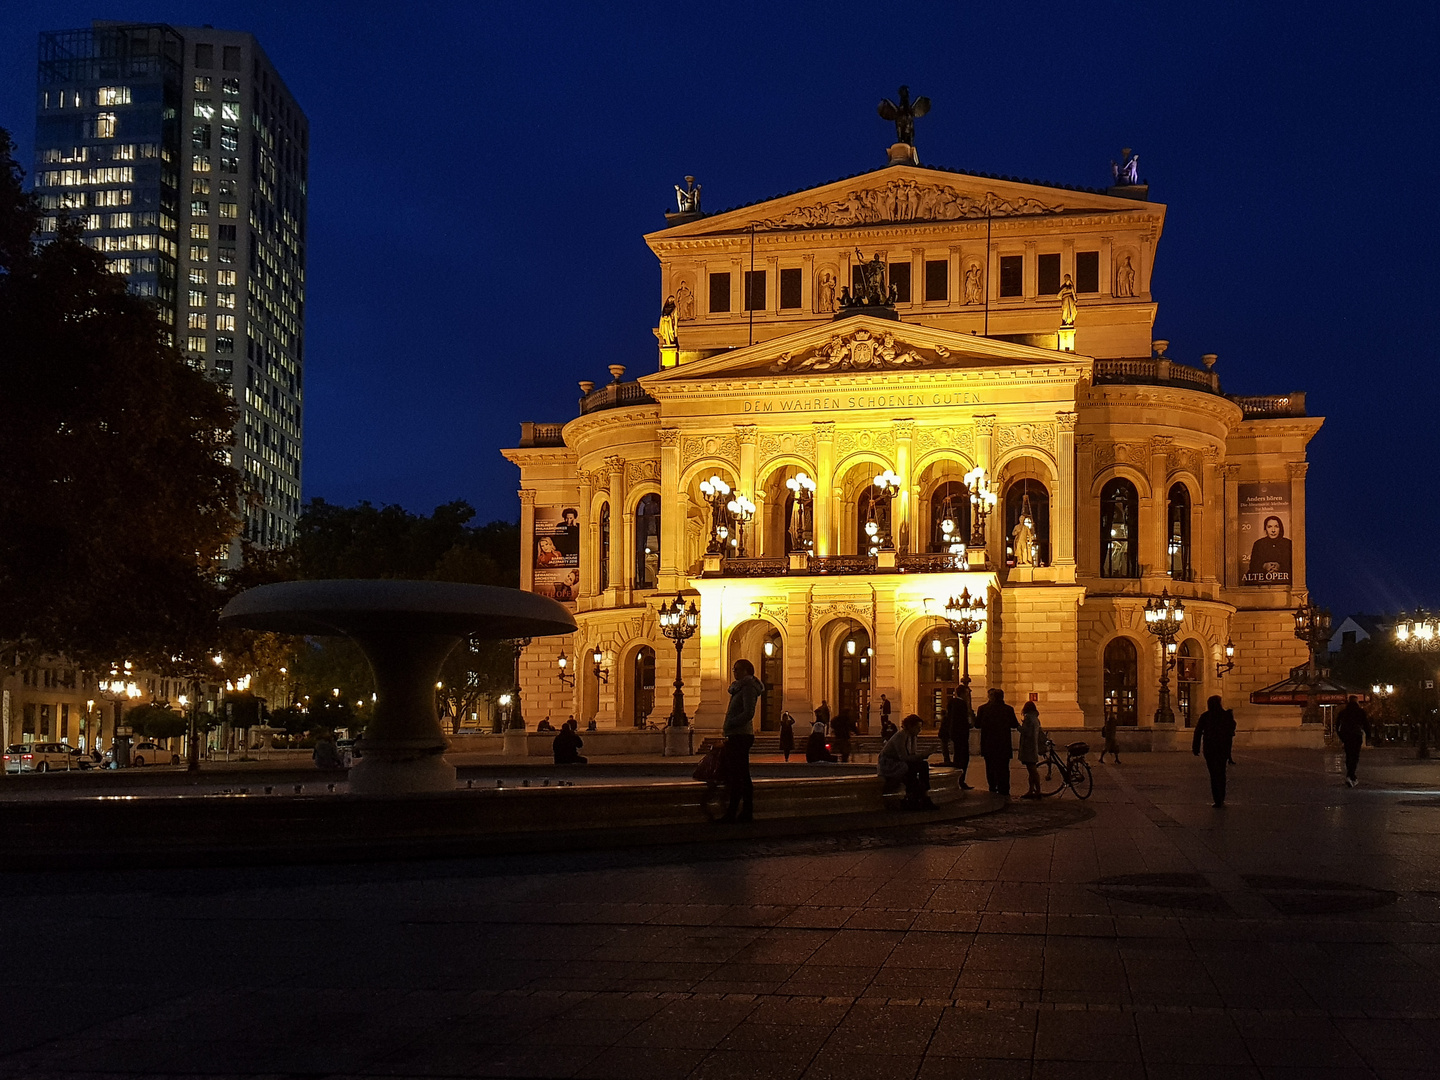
(879, 714, 935, 810)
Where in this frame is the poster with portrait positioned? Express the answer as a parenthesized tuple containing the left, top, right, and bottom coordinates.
(532, 506, 581, 603)
(1237, 483, 1292, 586)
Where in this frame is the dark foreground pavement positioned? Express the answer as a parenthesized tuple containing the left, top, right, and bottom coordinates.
(3, 747, 1439, 1079)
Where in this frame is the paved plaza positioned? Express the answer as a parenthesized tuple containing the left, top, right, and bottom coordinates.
(3, 747, 1439, 1079)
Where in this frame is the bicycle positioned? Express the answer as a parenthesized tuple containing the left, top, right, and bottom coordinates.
(1038, 738, 1094, 799)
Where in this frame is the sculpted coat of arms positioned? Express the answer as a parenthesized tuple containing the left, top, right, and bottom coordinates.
(770, 328, 951, 373)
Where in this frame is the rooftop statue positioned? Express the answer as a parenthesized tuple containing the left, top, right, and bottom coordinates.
(1111, 149, 1140, 186)
(655, 295, 678, 348)
(675, 175, 702, 214)
(878, 85, 930, 146)
(1058, 273, 1078, 328)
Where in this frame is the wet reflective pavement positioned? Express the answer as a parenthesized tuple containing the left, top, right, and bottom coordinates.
(2, 747, 1438, 1079)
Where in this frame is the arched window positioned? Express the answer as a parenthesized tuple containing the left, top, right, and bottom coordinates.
(1176, 638, 1201, 726)
(634, 494, 660, 589)
(1100, 478, 1139, 578)
(1103, 637, 1139, 727)
(1167, 483, 1191, 581)
(837, 626, 872, 731)
(929, 481, 970, 552)
(917, 628, 960, 726)
(631, 646, 655, 728)
(1004, 479, 1050, 567)
(598, 502, 611, 592)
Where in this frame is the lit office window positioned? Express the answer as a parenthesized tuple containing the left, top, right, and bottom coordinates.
(216, 270, 235, 286)
(189, 268, 209, 285)
(191, 223, 210, 240)
(216, 314, 236, 332)
(194, 77, 212, 93)
(186, 335, 207, 353)
(192, 177, 211, 195)
(94, 189, 131, 207)
(92, 113, 117, 139)
(193, 100, 215, 120)
(216, 291, 236, 309)
(193, 154, 211, 173)
(188, 312, 208, 330)
(190, 244, 209, 262)
(109, 213, 132, 229)
(221, 103, 240, 122)
(96, 86, 131, 106)
(222, 78, 240, 97)
(218, 202, 237, 219)
(188, 289, 207, 308)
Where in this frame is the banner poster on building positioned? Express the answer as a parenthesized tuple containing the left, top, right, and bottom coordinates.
(532, 506, 581, 602)
(1238, 482, 1293, 586)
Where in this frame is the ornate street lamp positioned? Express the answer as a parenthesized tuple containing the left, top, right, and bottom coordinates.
(1293, 602, 1331, 729)
(871, 469, 902, 551)
(1394, 609, 1438, 757)
(965, 466, 997, 549)
(726, 492, 756, 557)
(591, 647, 610, 686)
(1215, 638, 1236, 679)
(785, 472, 816, 550)
(97, 662, 141, 767)
(938, 496, 967, 568)
(507, 636, 532, 729)
(942, 587, 987, 689)
(657, 593, 698, 726)
(699, 474, 732, 555)
(556, 650, 575, 686)
(1144, 589, 1185, 724)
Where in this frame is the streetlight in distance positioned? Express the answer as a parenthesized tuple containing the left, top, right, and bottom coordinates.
(1394, 610, 1439, 757)
(657, 593, 699, 726)
(1293, 602, 1332, 730)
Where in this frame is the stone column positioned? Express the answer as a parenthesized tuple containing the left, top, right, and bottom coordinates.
(814, 421, 835, 556)
(1076, 435, 1097, 576)
(1100, 236, 1114, 297)
(974, 416, 996, 553)
(1198, 448, 1221, 583)
(518, 489, 536, 592)
(1288, 460, 1309, 595)
(1023, 240, 1038, 299)
(577, 473, 594, 600)
(736, 424, 758, 555)
(657, 430, 680, 590)
(1221, 463, 1241, 590)
(894, 419, 914, 551)
(1145, 436, 1173, 580)
(948, 244, 962, 308)
(910, 246, 924, 307)
(1054, 412, 1078, 579)
(605, 455, 627, 600)
(801, 253, 814, 312)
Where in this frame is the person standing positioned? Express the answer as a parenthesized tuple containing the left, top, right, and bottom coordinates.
(1098, 713, 1121, 764)
(814, 699, 831, 734)
(975, 688, 1021, 797)
(1336, 695, 1372, 787)
(1018, 701, 1045, 799)
(719, 659, 764, 822)
(878, 714, 935, 810)
(832, 710, 855, 763)
(879, 694, 892, 731)
(1192, 695, 1237, 806)
(938, 690, 958, 766)
(779, 711, 796, 762)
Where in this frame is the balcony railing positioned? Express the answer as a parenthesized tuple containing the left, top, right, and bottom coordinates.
(1230, 392, 1307, 418)
(706, 552, 973, 578)
(579, 380, 657, 415)
(517, 422, 565, 448)
(1093, 357, 1221, 394)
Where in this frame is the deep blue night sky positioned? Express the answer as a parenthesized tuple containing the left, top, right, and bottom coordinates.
(2, 2, 1436, 616)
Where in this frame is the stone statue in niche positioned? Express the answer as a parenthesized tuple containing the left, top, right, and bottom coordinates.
(674, 175, 702, 214)
(655, 295, 678, 347)
(877, 85, 930, 146)
(963, 263, 984, 305)
(1011, 513, 1036, 567)
(816, 269, 838, 313)
(1111, 149, 1140, 186)
(1058, 273, 1077, 327)
(1115, 255, 1136, 298)
(674, 280, 694, 320)
(848, 250, 889, 306)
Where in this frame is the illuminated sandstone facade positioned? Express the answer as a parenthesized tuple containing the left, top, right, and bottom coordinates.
(504, 160, 1323, 747)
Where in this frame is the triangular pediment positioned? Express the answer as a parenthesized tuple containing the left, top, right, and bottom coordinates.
(647, 163, 1159, 241)
(639, 315, 1090, 391)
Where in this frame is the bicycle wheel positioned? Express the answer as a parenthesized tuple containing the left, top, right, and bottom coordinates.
(1066, 759, 1094, 800)
(1038, 755, 1066, 797)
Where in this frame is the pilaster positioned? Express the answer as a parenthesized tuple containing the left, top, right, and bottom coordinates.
(657, 430, 680, 591)
(1221, 463, 1241, 590)
(1144, 435, 1172, 579)
(814, 421, 835, 556)
(1288, 460, 1309, 596)
(605, 455, 627, 602)
(1054, 412, 1077, 580)
(1076, 434, 1097, 577)
(894, 419, 914, 551)
(518, 489, 536, 592)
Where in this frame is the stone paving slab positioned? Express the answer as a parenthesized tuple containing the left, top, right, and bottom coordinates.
(2, 748, 1440, 1078)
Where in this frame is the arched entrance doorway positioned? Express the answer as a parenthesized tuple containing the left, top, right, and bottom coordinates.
(837, 625, 872, 731)
(760, 630, 783, 731)
(1104, 637, 1139, 727)
(631, 646, 656, 728)
(917, 627, 960, 727)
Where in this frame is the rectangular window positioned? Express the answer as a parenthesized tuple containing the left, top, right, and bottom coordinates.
(216, 291, 236, 308)
(192, 125, 211, 150)
(221, 102, 240, 122)
(218, 202, 237, 219)
(779, 267, 802, 309)
(190, 244, 209, 262)
(188, 312, 208, 330)
(109, 213, 132, 229)
(216, 314, 236, 332)
(222, 77, 240, 97)
(220, 126, 238, 152)
(96, 86, 130, 106)
(216, 269, 235, 286)
(999, 255, 1023, 298)
(889, 262, 912, 303)
(216, 335, 235, 354)
(111, 144, 136, 160)
(193, 154, 211, 173)
(217, 224, 236, 242)
(191, 200, 209, 216)
(194, 76, 212, 93)
(223, 45, 242, 71)
(709, 272, 731, 313)
(189, 267, 209, 285)
(925, 259, 948, 301)
(193, 99, 215, 120)
(220, 157, 239, 174)
(189, 289, 206, 307)
(187, 335, 207, 352)
(191, 223, 210, 240)
(743, 270, 766, 311)
(195, 44, 214, 68)
(1076, 250, 1100, 293)
(1037, 253, 1061, 296)
(192, 178, 211, 196)
(218, 246, 236, 264)
(92, 113, 117, 139)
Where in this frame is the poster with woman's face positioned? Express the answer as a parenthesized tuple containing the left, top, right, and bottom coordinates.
(532, 507, 580, 602)
(1238, 483, 1292, 586)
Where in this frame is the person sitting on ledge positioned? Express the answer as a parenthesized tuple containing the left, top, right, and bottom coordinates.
(536, 716, 555, 732)
(805, 717, 837, 763)
(553, 718, 586, 765)
(879, 713, 934, 810)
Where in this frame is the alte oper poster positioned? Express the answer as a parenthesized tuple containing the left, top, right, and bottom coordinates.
(1238, 482, 1293, 586)
(532, 506, 580, 602)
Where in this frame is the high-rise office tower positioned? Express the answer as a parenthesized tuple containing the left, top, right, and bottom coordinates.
(34, 22, 307, 549)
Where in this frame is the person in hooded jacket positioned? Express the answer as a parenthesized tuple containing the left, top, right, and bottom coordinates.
(1192, 696, 1237, 806)
(718, 659, 764, 822)
(1335, 695, 1372, 787)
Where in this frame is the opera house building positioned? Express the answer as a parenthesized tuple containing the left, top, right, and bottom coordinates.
(503, 142, 1322, 749)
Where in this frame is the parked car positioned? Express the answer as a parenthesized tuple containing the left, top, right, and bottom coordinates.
(131, 742, 179, 767)
(3, 743, 96, 773)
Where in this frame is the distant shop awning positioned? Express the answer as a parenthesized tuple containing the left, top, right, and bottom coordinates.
(1249, 668, 1368, 706)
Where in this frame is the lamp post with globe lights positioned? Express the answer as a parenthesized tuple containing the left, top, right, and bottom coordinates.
(965, 466, 998, 552)
(658, 593, 699, 727)
(785, 472, 816, 551)
(726, 492, 756, 557)
(699, 475, 732, 555)
(942, 588, 987, 691)
(1394, 610, 1439, 757)
(871, 469, 902, 551)
(97, 662, 141, 767)
(1144, 590, 1185, 725)
(1293, 602, 1331, 729)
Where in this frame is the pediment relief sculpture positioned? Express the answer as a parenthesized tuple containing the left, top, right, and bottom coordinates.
(748, 178, 1065, 231)
(770, 327, 951, 374)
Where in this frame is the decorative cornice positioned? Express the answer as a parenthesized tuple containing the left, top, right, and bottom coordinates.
(746, 179, 1067, 231)
(1055, 411, 1078, 431)
(657, 427, 680, 447)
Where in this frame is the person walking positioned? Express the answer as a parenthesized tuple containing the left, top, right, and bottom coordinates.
(878, 714, 935, 810)
(718, 658, 764, 822)
(1192, 695, 1237, 806)
(975, 688, 1021, 797)
(1018, 701, 1045, 799)
(779, 711, 796, 762)
(1336, 695, 1372, 787)
(832, 710, 856, 763)
(954, 687, 974, 789)
(1098, 713, 1121, 763)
